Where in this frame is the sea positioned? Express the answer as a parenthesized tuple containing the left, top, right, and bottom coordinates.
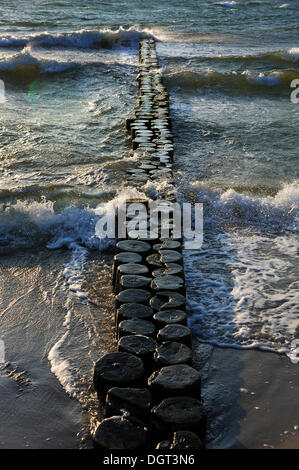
(0, 0, 298, 449)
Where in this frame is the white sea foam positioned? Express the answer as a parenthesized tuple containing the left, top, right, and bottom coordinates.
(0, 27, 153, 51)
(48, 315, 75, 396)
(0, 187, 151, 249)
(185, 228, 299, 356)
(0, 198, 112, 249)
(1, 181, 297, 249)
(243, 70, 282, 86)
(182, 181, 299, 360)
(48, 244, 89, 395)
(63, 245, 89, 300)
(286, 47, 299, 62)
(181, 180, 299, 232)
(0, 27, 154, 73)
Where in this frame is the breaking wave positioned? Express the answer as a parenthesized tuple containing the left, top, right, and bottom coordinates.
(164, 48, 299, 67)
(180, 180, 299, 233)
(181, 180, 299, 359)
(1, 181, 297, 251)
(0, 187, 148, 250)
(0, 47, 82, 74)
(165, 68, 298, 93)
(0, 27, 151, 74)
(0, 198, 111, 250)
(0, 27, 153, 51)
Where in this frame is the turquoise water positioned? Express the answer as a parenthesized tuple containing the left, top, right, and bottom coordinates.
(0, 0, 298, 448)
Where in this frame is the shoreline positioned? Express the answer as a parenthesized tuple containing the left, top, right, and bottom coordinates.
(193, 339, 299, 449)
(0, 247, 298, 449)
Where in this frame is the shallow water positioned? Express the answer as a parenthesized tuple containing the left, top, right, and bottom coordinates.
(0, 247, 116, 447)
(0, 0, 298, 448)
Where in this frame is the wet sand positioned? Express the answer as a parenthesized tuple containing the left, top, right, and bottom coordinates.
(0, 363, 83, 449)
(193, 339, 299, 449)
(0, 247, 115, 449)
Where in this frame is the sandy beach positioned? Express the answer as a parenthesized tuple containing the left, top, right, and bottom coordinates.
(193, 339, 299, 449)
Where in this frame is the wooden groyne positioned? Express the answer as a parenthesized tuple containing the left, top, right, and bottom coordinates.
(92, 38, 206, 451)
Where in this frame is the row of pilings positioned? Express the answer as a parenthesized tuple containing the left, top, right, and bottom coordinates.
(92, 38, 207, 451)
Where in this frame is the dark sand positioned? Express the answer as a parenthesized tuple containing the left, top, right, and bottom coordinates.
(0, 363, 83, 449)
(0, 248, 115, 449)
(193, 339, 299, 449)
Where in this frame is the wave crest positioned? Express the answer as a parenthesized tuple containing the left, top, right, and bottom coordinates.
(181, 180, 299, 232)
(0, 199, 109, 250)
(0, 46, 81, 75)
(165, 68, 298, 93)
(0, 188, 147, 249)
(0, 27, 152, 51)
